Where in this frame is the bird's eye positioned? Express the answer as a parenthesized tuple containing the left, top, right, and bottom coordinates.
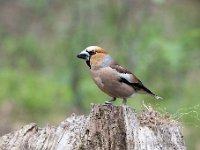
(87, 50, 96, 55)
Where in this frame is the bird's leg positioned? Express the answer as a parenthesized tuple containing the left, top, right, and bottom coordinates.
(122, 98, 127, 105)
(104, 97, 116, 105)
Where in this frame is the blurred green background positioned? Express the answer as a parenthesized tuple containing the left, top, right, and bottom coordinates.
(0, 0, 199, 149)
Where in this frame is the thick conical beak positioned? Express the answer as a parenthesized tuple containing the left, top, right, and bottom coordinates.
(77, 53, 87, 59)
(77, 50, 89, 60)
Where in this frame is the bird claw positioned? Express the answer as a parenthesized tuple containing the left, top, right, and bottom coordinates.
(103, 101, 112, 106)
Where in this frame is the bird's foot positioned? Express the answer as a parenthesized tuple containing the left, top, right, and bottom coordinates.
(122, 98, 127, 105)
(103, 101, 113, 106)
(103, 97, 116, 106)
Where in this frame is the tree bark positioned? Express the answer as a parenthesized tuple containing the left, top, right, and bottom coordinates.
(0, 104, 186, 150)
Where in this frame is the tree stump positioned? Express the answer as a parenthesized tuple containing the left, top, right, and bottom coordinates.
(0, 104, 186, 150)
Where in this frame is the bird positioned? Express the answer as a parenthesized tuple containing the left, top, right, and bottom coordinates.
(77, 46, 162, 105)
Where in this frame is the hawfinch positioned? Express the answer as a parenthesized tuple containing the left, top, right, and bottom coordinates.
(77, 46, 162, 105)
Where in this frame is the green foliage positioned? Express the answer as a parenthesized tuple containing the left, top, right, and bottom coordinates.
(0, 69, 73, 119)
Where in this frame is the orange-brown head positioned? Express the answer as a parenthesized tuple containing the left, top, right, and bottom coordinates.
(86, 46, 108, 54)
(77, 46, 113, 69)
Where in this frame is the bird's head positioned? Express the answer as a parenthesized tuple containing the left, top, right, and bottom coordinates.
(77, 46, 112, 69)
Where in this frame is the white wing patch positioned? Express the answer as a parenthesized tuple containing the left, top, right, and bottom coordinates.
(119, 73, 133, 83)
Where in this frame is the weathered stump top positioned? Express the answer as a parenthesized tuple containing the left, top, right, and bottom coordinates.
(0, 104, 186, 150)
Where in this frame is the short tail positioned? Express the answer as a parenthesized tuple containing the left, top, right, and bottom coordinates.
(122, 80, 163, 100)
(132, 82, 163, 100)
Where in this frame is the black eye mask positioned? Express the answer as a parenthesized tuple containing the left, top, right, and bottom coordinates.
(87, 50, 96, 56)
